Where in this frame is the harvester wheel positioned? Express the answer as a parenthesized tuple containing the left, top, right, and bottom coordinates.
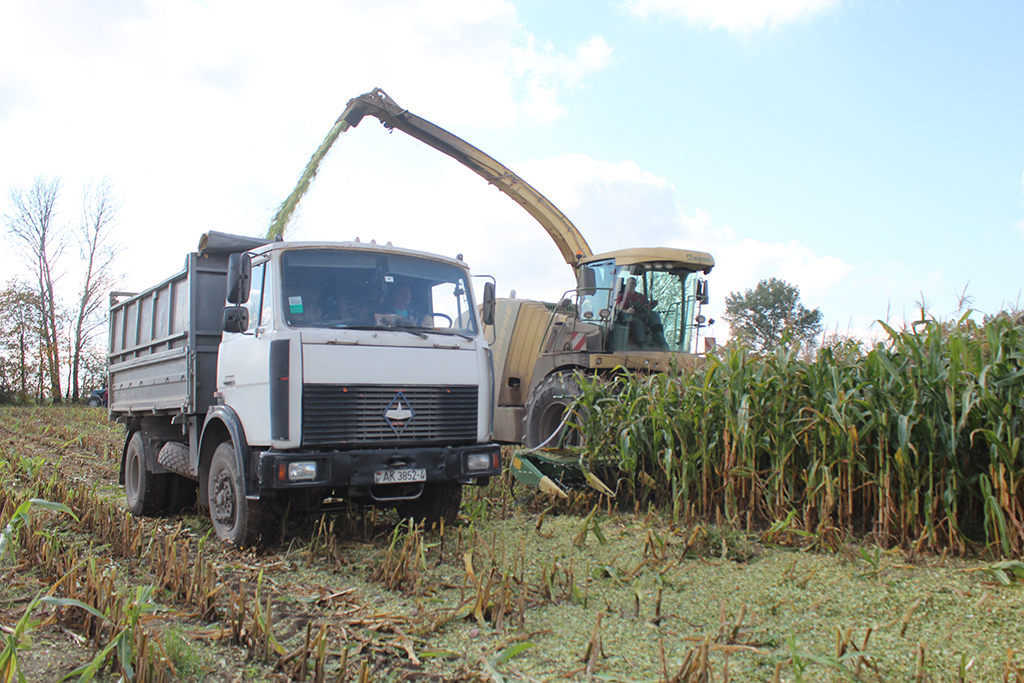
(523, 371, 583, 449)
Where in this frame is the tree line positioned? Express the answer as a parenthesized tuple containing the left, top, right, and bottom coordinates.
(2, 176, 122, 404)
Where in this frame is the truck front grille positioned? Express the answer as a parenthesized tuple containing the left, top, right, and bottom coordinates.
(302, 384, 478, 447)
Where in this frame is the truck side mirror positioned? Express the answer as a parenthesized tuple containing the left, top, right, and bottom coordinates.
(226, 253, 252, 304)
(222, 306, 249, 333)
(579, 267, 597, 296)
(696, 279, 709, 305)
(481, 281, 496, 326)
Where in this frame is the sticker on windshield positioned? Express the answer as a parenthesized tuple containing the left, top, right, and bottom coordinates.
(289, 296, 304, 314)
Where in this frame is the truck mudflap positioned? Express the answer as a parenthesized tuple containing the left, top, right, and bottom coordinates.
(257, 444, 501, 494)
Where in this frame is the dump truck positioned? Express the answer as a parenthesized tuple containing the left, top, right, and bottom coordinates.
(108, 231, 502, 547)
(332, 89, 715, 458)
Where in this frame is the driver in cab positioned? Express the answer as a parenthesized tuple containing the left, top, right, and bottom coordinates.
(617, 277, 648, 315)
(380, 283, 429, 327)
(616, 277, 657, 346)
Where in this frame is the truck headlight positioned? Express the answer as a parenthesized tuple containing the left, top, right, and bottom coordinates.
(282, 461, 317, 482)
(466, 452, 492, 473)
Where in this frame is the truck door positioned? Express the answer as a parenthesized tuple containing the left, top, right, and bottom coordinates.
(218, 257, 274, 445)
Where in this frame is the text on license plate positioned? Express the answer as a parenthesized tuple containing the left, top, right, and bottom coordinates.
(374, 468, 426, 484)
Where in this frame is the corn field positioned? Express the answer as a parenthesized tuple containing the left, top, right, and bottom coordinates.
(573, 314, 1024, 555)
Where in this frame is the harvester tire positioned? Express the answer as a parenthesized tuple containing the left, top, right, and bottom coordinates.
(523, 371, 582, 449)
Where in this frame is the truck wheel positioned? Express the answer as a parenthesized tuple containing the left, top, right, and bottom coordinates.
(87, 397, 101, 408)
(125, 432, 167, 516)
(396, 482, 462, 529)
(523, 372, 582, 449)
(208, 442, 269, 548)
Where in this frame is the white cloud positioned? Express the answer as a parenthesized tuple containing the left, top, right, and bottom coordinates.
(510, 35, 613, 124)
(513, 155, 675, 249)
(0, 0, 610, 164)
(715, 238, 851, 300)
(477, 153, 861, 338)
(0, 0, 613, 296)
(622, 0, 841, 32)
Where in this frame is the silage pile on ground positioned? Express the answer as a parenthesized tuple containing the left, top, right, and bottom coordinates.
(418, 509, 1024, 682)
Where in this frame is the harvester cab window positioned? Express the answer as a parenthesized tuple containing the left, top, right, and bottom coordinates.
(612, 270, 658, 350)
(609, 265, 702, 353)
(577, 260, 615, 323)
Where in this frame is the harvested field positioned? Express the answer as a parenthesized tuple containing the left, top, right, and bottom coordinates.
(2, 405, 1023, 682)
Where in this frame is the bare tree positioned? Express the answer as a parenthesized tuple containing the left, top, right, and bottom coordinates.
(4, 176, 66, 403)
(70, 178, 122, 400)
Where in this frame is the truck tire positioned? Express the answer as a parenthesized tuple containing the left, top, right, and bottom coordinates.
(208, 442, 270, 548)
(87, 397, 101, 408)
(523, 371, 582, 449)
(125, 432, 167, 516)
(396, 482, 462, 529)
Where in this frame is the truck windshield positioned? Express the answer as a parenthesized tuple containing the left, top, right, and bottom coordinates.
(281, 249, 477, 335)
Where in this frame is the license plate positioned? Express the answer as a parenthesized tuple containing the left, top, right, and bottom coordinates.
(374, 468, 426, 484)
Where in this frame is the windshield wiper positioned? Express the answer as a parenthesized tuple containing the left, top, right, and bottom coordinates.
(394, 327, 429, 339)
(430, 328, 474, 340)
(358, 324, 428, 338)
(313, 323, 446, 340)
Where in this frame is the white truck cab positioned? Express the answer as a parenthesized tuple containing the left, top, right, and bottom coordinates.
(110, 232, 501, 547)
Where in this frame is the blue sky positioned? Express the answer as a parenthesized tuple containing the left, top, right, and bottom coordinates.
(1, 0, 1021, 344)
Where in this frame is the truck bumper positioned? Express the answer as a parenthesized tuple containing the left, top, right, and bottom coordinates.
(258, 444, 502, 492)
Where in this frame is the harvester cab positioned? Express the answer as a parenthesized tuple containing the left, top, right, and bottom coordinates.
(571, 248, 714, 356)
(485, 247, 714, 452)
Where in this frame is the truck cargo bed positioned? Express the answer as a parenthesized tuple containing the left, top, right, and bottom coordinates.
(108, 252, 230, 416)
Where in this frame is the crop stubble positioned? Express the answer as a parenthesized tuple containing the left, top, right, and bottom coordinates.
(1, 406, 1023, 682)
